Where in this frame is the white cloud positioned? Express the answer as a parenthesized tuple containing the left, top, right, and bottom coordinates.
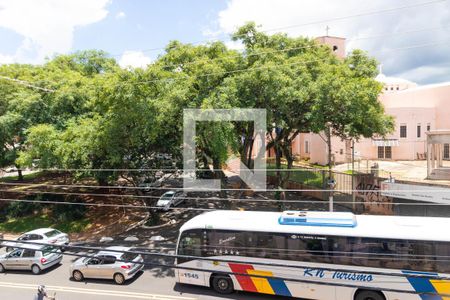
(224, 40, 244, 51)
(0, 0, 110, 64)
(115, 11, 126, 19)
(119, 51, 152, 69)
(213, 0, 450, 84)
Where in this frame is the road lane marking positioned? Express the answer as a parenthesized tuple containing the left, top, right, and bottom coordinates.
(0, 281, 197, 300)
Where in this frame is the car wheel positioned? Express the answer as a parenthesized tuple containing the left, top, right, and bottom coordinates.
(212, 274, 234, 294)
(31, 264, 41, 275)
(114, 273, 125, 285)
(72, 270, 84, 282)
(0, 263, 5, 273)
(355, 290, 385, 300)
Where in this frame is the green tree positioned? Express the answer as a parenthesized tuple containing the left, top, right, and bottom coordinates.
(214, 23, 336, 195)
(311, 50, 395, 173)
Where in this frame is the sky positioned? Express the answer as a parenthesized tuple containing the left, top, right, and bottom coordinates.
(0, 0, 450, 84)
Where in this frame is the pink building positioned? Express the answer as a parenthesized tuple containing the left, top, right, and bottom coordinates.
(289, 37, 450, 165)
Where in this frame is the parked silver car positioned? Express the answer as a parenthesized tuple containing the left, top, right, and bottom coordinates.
(70, 246, 144, 285)
(2, 228, 69, 252)
(156, 191, 186, 211)
(0, 244, 62, 274)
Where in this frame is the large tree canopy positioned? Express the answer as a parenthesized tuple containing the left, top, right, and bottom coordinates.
(0, 25, 393, 193)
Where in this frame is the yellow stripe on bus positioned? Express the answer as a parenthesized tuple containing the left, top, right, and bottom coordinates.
(430, 280, 450, 300)
(247, 269, 275, 295)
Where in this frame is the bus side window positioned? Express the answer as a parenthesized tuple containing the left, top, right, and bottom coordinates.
(286, 235, 302, 261)
(243, 232, 284, 259)
(408, 241, 435, 272)
(285, 235, 328, 263)
(435, 241, 450, 273)
(205, 230, 245, 256)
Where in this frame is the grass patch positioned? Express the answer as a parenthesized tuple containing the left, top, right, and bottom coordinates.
(0, 171, 43, 182)
(0, 214, 91, 233)
(267, 164, 325, 188)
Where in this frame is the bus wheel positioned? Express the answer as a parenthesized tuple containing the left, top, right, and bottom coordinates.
(355, 290, 385, 300)
(211, 274, 234, 294)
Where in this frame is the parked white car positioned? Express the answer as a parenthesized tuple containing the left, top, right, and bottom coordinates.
(70, 246, 144, 284)
(0, 244, 62, 274)
(156, 191, 186, 211)
(2, 228, 69, 252)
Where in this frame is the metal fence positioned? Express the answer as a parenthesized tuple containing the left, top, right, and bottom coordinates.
(267, 165, 354, 194)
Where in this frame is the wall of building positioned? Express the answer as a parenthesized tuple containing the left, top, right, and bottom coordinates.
(268, 35, 450, 164)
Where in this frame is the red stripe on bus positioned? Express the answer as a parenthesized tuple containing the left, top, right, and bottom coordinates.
(228, 263, 258, 292)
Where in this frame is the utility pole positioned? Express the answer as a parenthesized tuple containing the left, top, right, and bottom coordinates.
(327, 178, 336, 212)
(351, 139, 356, 211)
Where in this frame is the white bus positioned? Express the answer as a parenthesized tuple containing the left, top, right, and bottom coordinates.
(175, 210, 450, 300)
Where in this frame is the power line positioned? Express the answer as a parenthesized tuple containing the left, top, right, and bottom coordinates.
(4, 33, 450, 94)
(2, 245, 446, 298)
(0, 75, 55, 93)
(0, 197, 213, 211)
(118, 23, 450, 72)
(5, 29, 445, 91)
(109, 0, 447, 57)
(113, 38, 450, 87)
(2, 238, 450, 283)
(3, 181, 450, 193)
(1, 189, 450, 206)
(2, 3, 449, 93)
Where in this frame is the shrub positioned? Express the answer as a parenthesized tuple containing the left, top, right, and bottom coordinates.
(51, 195, 86, 222)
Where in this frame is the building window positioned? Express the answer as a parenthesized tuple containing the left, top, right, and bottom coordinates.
(305, 141, 309, 154)
(378, 146, 392, 159)
(400, 124, 407, 138)
(385, 146, 392, 159)
(417, 124, 421, 138)
(377, 146, 384, 159)
(427, 123, 431, 131)
(445, 144, 449, 160)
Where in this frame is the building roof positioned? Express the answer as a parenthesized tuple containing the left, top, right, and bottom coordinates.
(375, 73, 416, 85)
(396, 81, 450, 94)
(315, 35, 346, 40)
(180, 210, 450, 242)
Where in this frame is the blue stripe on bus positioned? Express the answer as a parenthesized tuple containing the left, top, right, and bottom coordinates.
(402, 271, 441, 300)
(267, 278, 292, 297)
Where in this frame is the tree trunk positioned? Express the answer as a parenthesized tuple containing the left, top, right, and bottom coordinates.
(274, 145, 283, 201)
(16, 166, 24, 181)
(326, 126, 333, 178)
(212, 158, 227, 203)
(202, 154, 209, 170)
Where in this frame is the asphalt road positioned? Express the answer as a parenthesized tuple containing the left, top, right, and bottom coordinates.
(0, 251, 289, 300)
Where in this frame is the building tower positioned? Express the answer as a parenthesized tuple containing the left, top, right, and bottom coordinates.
(315, 35, 346, 58)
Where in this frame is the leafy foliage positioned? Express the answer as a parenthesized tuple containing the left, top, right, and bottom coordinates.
(0, 24, 392, 195)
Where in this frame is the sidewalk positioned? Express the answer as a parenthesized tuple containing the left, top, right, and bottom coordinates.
(334, 159, 450, 185)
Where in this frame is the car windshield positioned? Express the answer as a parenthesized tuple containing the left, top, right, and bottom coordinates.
(41, 246, 57, 257)
(44, 229, 61, 238)
(82, 257, 90, 264)
(160, 193, 174, 200)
